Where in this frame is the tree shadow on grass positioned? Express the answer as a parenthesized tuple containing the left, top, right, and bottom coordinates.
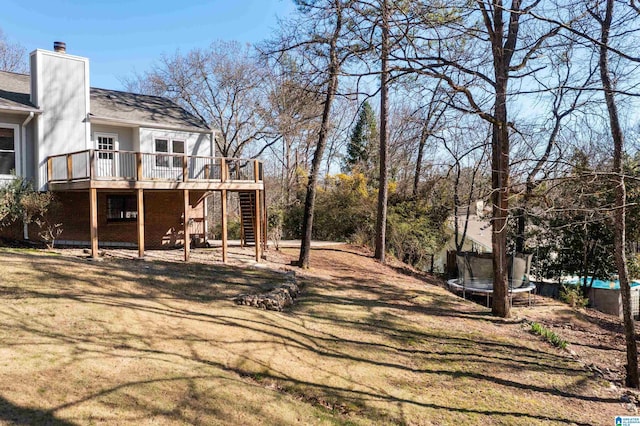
(0, 394, 76, 425)
(234, 369, 598, 426)
(0, 249, 285, 303)
(0, 249, 622, 424)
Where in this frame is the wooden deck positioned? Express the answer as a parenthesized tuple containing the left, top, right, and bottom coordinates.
(46, 150, 265, 263)
(47, 149, 264, 191)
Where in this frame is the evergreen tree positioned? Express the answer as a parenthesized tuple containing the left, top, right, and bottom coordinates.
(343, 101, 378, 172)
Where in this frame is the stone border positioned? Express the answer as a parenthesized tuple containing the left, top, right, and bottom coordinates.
(233, 271, 301, 311)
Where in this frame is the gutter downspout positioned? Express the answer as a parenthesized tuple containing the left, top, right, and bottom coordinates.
(21, 112, 35, 240)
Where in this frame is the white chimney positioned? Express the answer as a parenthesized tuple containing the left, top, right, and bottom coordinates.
(30, 43, 90, 190)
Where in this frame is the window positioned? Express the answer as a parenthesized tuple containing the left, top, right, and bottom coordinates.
(155, 139, 169, 167)
(107, 195, 137, 222)
(172, 140, 184, 167)
(155, 138, 185, 167)
(97, 135, 115, 160)
(0, 127, 16, 175)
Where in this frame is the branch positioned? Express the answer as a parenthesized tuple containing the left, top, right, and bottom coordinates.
(530, 10, 640, 62)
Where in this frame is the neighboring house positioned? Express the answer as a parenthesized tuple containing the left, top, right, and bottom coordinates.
(0, 42, 265, 261)
(433, 202, 492, 274)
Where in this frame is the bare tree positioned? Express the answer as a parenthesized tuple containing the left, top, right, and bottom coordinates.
(266, 0, 356, 268)
(394, 1, 560, 317)
(122, 41, 274, 158)
(262, 56, 323, 204)
(441, 120, 491, 252)
(411, 83, 447, 197)
(0, 30, 26, 73)
(299, 0, 348, 268)
(594, 0, 639, 388)
(374, 0, 390, 262)
(530, 0, 640, 388)
(324, 97, 356, 179)
(513, 37, 597, 253)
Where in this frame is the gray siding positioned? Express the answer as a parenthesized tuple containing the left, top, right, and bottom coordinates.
(139, 128, 213, 157)
(91, 124, 135, 151)
(31, 50, 90, 190)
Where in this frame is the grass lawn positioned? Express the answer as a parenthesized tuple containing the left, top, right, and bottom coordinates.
(0, 245, 625, 425)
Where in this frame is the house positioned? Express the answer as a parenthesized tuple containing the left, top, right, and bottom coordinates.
(0, 41, 265, 262)
(433, 201, 492, 275)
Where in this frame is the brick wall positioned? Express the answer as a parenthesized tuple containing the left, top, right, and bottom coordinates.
(0, 221, 25, 241)
(0, 189, 206, 249)
(142, 190, 206, 247)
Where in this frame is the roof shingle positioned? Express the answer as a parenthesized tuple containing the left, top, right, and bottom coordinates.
(89, 88, 210, 132)
(0, 71, 39, 112)
(0, 70, 210, 132)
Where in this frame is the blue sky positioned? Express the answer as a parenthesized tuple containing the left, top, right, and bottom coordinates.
(0, 0, 296, 90)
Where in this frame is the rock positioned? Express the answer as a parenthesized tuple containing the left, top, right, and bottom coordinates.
(234, 272, 300, 311)
(83, 248, 105, 256)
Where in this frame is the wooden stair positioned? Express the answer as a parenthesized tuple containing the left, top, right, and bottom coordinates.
(239, 192, 256, 246)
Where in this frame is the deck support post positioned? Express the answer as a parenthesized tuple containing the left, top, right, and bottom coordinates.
(89, 150, 95, 180)
(47, 157, 53, 183)
(182, 156, 189, 182)
(221, 189, 228, 263)
(254, 189, 261, 262)
(89, 188, 98, 259)
(136, 152, 143, 180)
(66, 154, 73, 181)
(183, 189, 190, 262)
(137, 189, 145, 258)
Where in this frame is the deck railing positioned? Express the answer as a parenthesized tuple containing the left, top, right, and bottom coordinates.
(47, 150, 263, 184)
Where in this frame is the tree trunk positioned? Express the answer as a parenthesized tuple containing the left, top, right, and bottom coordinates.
(284, 136, 291, 204)
(490, 107, 510, 318)
(374, 0, 390, 262)
(515, 207, 525, 254)
(412, 121, 430, 197)
(298, 1, 343, 269)
(488, 0, 514, 318)
(599, 0, 639, 388)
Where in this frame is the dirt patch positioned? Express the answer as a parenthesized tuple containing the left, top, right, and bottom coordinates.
(516, 299, 634, 386)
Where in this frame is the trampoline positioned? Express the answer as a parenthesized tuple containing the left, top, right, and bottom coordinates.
(447, 278, 537, 307)
(448, 252, 536, 307)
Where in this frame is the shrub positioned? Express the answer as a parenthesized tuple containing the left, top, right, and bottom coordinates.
(280, 173, 449, 268)
(211, 220, 242, 240)
(282, 201, 304, 240)
(283, 173, 376, 242)
(386, 200, 448, 268)
(559, 285, 589, 308)
(267, 207, 284, 250)
(0, 176, 62, 248)
(0, 176, 33, 227)
(20, 191, 62, 249)
(627, 255, 640, 280)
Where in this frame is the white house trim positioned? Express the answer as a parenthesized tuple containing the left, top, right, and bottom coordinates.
(0, 122, 21, 179)
(89, 114, 213, 134)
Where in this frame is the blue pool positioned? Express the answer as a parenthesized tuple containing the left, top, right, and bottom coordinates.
(564, 277, 640, 290)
